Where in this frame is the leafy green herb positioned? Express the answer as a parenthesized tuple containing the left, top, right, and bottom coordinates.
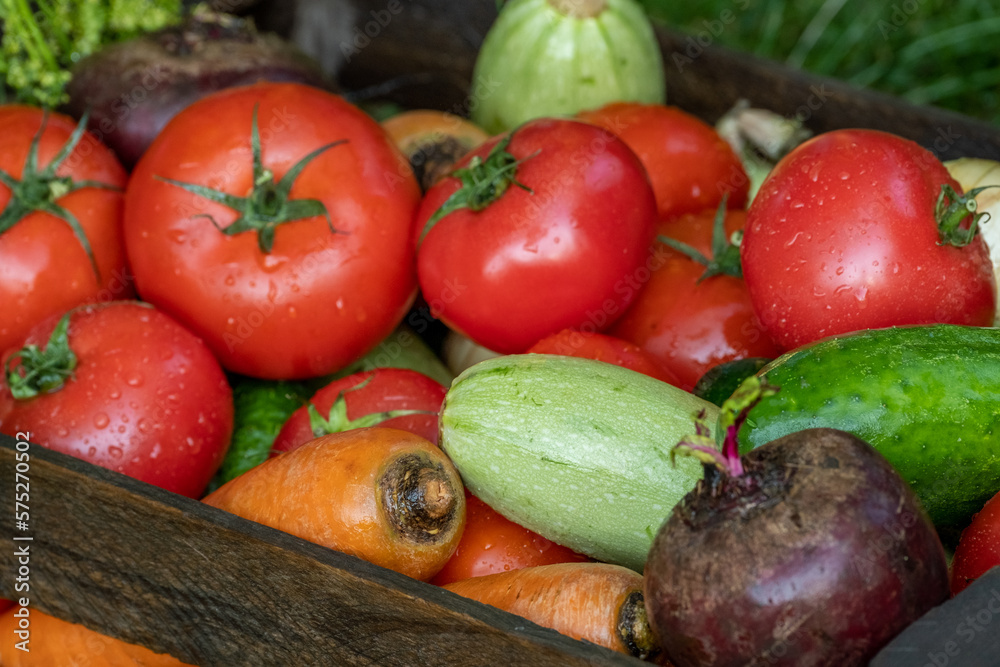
(1, 0, 183, 108)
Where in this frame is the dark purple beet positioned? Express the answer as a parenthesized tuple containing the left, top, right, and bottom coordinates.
(644, 427, 950, 667)
(62, 8, 333, 169)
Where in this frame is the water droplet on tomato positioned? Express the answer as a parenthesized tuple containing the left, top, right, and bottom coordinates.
(126, 373, 143, 387)
(225, 275, 236, 286)
(56, 427, 69, 438)
(855, 286, 868, 302)
(261, 254, 287, 272)
(834, 284, 852, 296)
(150, 443, 162, 459)
(287, 306, 297, 318)
(335, 298, 345, 310)
(109, 446, 123, 459)
(835, 266, 845, 276)
(88, 446, 97, 456)
(839, 172, 851, 180)
(93, 413, 110, 429)
(168, 229, 186, 244)
(138, 418, 152, 434)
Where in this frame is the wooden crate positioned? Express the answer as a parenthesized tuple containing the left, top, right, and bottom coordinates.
(3, 1, 1000, 664)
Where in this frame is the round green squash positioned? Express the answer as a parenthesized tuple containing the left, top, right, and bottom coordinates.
(471, 0, 666, 134)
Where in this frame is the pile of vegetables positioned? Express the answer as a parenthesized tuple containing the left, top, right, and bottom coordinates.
(3, 1, 1000, 665)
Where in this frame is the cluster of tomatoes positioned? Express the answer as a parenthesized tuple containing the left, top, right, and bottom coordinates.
(2, 79, 999, 594)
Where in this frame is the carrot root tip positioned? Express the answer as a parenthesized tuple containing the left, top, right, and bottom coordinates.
(380, 453, 460, 544)
(618, 590, 662, 661)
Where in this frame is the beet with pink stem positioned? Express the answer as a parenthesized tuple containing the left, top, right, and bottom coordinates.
(643, 377, 950, 667)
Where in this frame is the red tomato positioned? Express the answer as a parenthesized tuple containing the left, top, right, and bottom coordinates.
(741, 128, 996, 350)
(610, 208, 783, 392)
(430, 491, 590, 586)
(272, 367, 446, 454)
(576, 102, 748, 220)
(123, 83, 421, 380)
(0, 302, 233, 497)
(951, 489, 1000, 595)
(0, 105, 132, 355)
(527, 329, 682, 386)
(416, 118, 657, 354)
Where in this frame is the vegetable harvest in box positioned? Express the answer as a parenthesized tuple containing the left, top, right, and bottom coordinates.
(2, 0, 1000, 665)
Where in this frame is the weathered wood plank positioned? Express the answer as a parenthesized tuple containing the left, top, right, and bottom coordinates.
(0, 435, 640, 666)
(655, 30, 1000, 162)
(872, 566, 1000, 667)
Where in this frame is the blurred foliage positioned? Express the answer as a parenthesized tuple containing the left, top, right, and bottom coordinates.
(641, 0, 1000, 125)
(0, 0, 183, 108)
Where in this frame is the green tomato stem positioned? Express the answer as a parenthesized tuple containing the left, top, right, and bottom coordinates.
(4, 312, 77, 400)
(936, 183, 998, 247)
(657, 196, 743, 282)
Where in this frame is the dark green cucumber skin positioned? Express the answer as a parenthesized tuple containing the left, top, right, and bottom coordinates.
(208, 376, 311, 492)
(737, 324, 1000, 543)
(693, 357, 772, 407)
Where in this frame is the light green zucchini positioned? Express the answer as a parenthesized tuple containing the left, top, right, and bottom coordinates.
(440, 354, 718, 572)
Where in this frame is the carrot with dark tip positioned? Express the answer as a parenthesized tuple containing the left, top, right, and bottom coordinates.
(442, 562, 668, 663)
(203, 427, 466, 581)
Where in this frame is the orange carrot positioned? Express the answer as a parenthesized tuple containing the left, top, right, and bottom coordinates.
(381, 109, 490, 191)
(443, 562, 666, 662)
(203, 427, 465, 581)
(0, 606, 194, 666)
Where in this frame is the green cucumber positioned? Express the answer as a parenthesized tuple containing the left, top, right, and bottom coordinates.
(440, 354, 719, 572)
(693, 356, 772, 407)
(208, 376, 311, 491)
(737, 324, 1000, 543)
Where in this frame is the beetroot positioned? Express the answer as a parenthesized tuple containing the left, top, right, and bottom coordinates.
(62, 7, 332, 168)
(644, 379, 949, 667)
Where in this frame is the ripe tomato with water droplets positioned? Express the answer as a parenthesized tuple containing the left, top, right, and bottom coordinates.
(0, 301, 233, 498)
(0, 105, 132, 355)
(741, 128, 996, 350)
(123, 83, 421, 379)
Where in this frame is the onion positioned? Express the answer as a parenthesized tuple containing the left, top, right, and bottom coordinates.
(62, 7, 333, 169)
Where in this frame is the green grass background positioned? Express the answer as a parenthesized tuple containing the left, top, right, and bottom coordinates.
(640, 0, 1000, 126)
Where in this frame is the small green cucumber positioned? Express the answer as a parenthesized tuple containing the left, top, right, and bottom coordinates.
(440, 354, 719, 572)
(737, 324, 1000, 543)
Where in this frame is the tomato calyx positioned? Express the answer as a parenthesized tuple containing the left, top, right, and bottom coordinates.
(304, 375, 437, 438)
(4, 312, 77, 400)
(672, 376, 778, 480)
(658, 198, 743, 282)
(935, 183, 997, 247)
(419, 132, 537, 243)
(156, 105, 346, 254)
(0, 111, 118, 281)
